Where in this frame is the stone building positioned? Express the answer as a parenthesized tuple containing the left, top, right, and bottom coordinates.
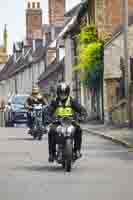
(0, 0, 45, 102)
(0, 0, 66, 102)
(89, 0, 133, 35)
(36, 0, 65, 98)
(0, 43, 46, 102)
(104, 16, 133, 125)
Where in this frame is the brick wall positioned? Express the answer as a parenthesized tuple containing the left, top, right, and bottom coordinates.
(48, 0, 65, 25)
(95, 0, 133, 35)
(26, 2, 42, 44)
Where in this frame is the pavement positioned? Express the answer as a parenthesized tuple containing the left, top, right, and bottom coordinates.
(81, 121, 133, 148)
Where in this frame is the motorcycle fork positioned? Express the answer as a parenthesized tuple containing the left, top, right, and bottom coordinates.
(56, 143, 64, 161)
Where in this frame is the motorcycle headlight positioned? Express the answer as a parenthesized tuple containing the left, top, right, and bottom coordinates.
(61, 127, 67, 134)
(56, 125, 62, 133)
(56, 126, 67, 135)
(67, 125, 75, 134)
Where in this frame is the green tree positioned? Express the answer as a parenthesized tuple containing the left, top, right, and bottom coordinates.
(74, 24, 105, 119)
(74, 24, 104, 89)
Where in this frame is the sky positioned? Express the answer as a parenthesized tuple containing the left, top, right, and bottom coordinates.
(0, 0, 81, 54)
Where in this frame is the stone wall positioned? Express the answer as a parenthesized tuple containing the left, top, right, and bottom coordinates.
(104, 24, 133, 124)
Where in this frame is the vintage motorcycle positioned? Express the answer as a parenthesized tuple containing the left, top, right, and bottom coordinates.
(50, 117, 76, 172)
(30, 104, 46, 140)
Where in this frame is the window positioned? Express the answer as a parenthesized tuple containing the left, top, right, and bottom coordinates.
(59, 48, 65, 61)
(28, 2, 30, 9)
(37, 2, 40, 8)
(12, 95, 28, 105)
(32, 2, 35, 8)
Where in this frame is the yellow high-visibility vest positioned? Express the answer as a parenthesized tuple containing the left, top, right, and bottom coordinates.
(55, 97, 74, 117)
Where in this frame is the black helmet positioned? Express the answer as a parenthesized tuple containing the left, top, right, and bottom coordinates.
(56, 82, 70, 101)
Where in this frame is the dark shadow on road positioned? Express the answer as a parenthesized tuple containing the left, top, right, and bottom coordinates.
(7, 137, 34, 141)
(7, 137, 48, 141)
(13, 164, 64, 173)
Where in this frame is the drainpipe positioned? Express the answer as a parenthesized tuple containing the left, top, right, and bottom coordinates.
(14, 76, 17, 94)
(122, 0, 131, 127)
(122, 0, 130, 96)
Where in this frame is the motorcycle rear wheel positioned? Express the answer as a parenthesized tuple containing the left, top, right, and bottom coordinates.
(38, 130, 43, 140)
(33, 131, 37, 140)
(62, 161, 65, 169)
(33, 135, 37, 140)
(38, 135, 42, 140)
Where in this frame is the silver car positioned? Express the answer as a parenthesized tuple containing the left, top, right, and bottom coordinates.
(5, 94, 29, 127)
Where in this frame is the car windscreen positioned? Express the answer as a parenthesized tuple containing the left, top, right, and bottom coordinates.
(11, 96, 28, 105)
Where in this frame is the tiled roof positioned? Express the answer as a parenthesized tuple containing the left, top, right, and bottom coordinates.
(0, 55, 15, 81)
(31, 47, 46, 63)
(0, 45, 47, 81)
(38, 58, 64, 82)
(55, 0, 88, 40)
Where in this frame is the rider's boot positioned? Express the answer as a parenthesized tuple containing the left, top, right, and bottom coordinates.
(73, 150, 82, 160)
(48, 153, 55, 162)
(28, 128, 32, 135)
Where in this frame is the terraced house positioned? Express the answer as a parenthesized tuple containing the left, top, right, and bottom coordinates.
(0, 1, 44, 101)
(0, 0, 65, 102)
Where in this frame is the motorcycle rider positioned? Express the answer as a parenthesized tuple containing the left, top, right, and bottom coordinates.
(48, 82, 86, 162)
(25, 85, 47, 133)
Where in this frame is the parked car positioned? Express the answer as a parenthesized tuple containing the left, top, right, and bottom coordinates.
(5, 94, 29, 127)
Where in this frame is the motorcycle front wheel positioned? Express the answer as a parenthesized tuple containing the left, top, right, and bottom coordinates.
(65, 139, 73, 172)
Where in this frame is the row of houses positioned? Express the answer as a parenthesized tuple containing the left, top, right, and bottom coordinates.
(0, 0, 88, 103)
(1, 0, 133, 126)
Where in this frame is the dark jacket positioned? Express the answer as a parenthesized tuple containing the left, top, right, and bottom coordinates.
(25, 95, 47, 110)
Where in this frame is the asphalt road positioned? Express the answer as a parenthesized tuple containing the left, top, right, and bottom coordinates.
(0, 127, 133, 200)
